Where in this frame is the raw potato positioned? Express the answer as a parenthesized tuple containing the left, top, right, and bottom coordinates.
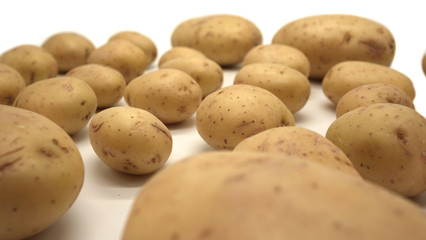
(109, 31, 157, 65)
(124, 69, 202, 124)
(0, 63, 26, 105)
(234, 126, 359, 176)
(242, 44, 310, 77)
(234, 63, 310, 113)
(42, 32, 95, 73)
(0, 44, 58, 85)
(0, 105, 84, 240)
(196, 84, 295, 150)
(160, 56, 223, 98)
(89, 106, 172, 175)
(422, 52, 426, 76)
(158, 46, 205, 67)
(336, 83, 415, 117)
(87, 39, 148, 83)
(326, 103, 426, 197)
(322, 61, 415, 104)
(122, 151, 426, 240)
(14, 76, 97, 135)
(272, 14, 396, 79)
(171, 14, 262, 66)
(66, 64, 126, 108)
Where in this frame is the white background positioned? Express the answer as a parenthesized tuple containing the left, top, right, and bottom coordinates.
(1, 1, 425, 239)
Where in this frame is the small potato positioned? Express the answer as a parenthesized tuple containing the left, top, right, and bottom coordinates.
(195, 84, 295, 150)
(158, 46, 205, 67)
(234, 63, 310, 113)
(14, 76, 97, 135)
(234, 126, 359, 176)
(336, 83, 415, 117)
(0, 63, 26, 105)
(272, 14, 396, 79)
(124, 69, 202, 124)
(66, 64, 126, 108)
(0, 44, 58, 85)
(322, 61, 415, 104)
(326, 103, 426, 197)
(87, 39, 148, 83)
(89, 106, 172, 175)
(42, 32, 95, 73)
(109, 31, 157, 65)
(0, 105, 84, 240)
(171, 14, 262, 66)
(160, 56, 223, 98)
(242, 44, 310, 77)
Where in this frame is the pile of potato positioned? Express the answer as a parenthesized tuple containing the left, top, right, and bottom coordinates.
(0, 13, 426, 240)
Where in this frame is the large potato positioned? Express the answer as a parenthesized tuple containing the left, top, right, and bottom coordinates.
(171, 14, 262, 66)
(322, 61, 415, 104)
(109, 31, 157, 65)
(272, 14, 396, 79)
(0, 105, 84, 240)
(0, 63, 26, 105)
(326, 103, 426, 197)
(122, 151, 426, 240)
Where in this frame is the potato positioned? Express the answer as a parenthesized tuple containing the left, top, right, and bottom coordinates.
(322, 61, 415, 105)
(241, 44, 310, 77)
(122, 151, 426, 240)
(160, 56, 223, 98)
(124, 69, 202, 124)
(234, 126, 359, 176)
(0, 44, 58, 85)
(109, 31, 157, 65)
(422, 52, 426, 77)
(196, 84, 294, 150)
(89, 106, 172, 175)
(0, 105, 84, 240)
(158, 46, 205, 67)
(66, 64, 126, 108)
(14, 76, 97, 135)
(336, 83, 415, 117)
(42, 32, 95, 73)
(234, 63, 310, 113)
(87, 39, 148, 83)
(272, 14, 396, 79)
(171, 14, 262, 66)
(326, 103, 426, 197)
(0, 63, 26, 105)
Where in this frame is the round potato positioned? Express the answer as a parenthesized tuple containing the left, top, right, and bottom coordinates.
(326, 103, 426, 197)
(89, 106, 172, 175)
(14, 76, 97, 135)
(196, 84, 295, 150)
(42, 32, 95, 73)
(272, 14, 396, 79)
(122, 151, 426, 240)
(336, 83, 415, 117)
(322, 61, 415, 105)
(242, 44, 310, 77)
(158, 46, 205, 67)
(0, 105, 84, 240)
(87, 39, 148, 83)
(66, 64, 126, 108)
(160, 56, 223, 98)
(234, 62, 310, 113)
(234, 126, 359, 176)
(0, 44, 58, 85)
(0, 63, 26, 105)
(171, 14, 262, 66)
(124, 69, 202, 124)
(109, 31, 157, 65)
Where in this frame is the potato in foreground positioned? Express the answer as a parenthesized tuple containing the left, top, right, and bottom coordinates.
(89, 106, 172, 175)
(0, 63, 26, 105)
(0, 105, 84, 240)
(122, 151, 426, 240)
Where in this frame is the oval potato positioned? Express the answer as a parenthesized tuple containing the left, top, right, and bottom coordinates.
(109, 31, 157, 65)
(158, 46, 205, 67)
(0, 63, 26, 105)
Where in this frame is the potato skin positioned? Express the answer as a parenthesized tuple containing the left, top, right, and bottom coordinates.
(0, 105, 84, 240)
(422, 52, 426, 77)
(272, 14, 396, 79)
(109, 31, 157, 65)
(326, 103, 426, 197)
(322, 61, 415, 104)
(0, 63, 26, 105)
(158, 46, 205, 67)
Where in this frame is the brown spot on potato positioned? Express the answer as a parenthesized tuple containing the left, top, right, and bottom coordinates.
(91, 122, 104, 133)
(359, 39, 386, 58)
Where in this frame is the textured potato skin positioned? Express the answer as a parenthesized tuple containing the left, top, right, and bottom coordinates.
(0, 63, 26, 105)
(0, 105, 84, 240)
(272, 14, 396, 79)
(109, 31, 157, 65)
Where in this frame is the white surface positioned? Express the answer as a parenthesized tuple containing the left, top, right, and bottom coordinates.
(1, 1, 425, 239)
